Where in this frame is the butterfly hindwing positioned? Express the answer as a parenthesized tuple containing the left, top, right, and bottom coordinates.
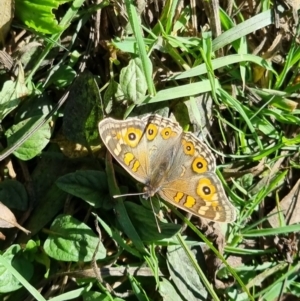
(99, 115, 236, 223)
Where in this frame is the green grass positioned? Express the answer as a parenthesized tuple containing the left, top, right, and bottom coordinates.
(0, 0, 300, 300)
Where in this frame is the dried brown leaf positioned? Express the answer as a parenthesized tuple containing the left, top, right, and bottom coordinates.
(0, 231, 6, 240)
(0, 202, 30, 234)
(268, 179, 300, 227)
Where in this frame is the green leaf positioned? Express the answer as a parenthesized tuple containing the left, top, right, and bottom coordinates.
(0, 63, 28, 122)
(0, 81, 21, 122)
(142, 80, 217, 103)
(124, 3, 155, 95)
(125, 201, 181, 242)
(103, 80, 124, 114)
(0, 245, 33, 293)
(83, 291, 125, 301)
(15, 0, 73, 34)
(24, 240, 51, 278)
(159, 278, 183, 301)
(120, 58, 148, 104)
(97, 215, 142, 259)
(0, 180, 28, 210)
(172, 54, 275, 80)
(82, 291, 103, 301)
(48, 65, 77, 88)
(212, 10, 273, 51)
(243, 224, 300, 237)
(166, 245, 208, 301)
(5, 116, 52, 160)
(56, 170, 112, 209)
(63, 71, 103, 147)
(44, 214, 106, 262)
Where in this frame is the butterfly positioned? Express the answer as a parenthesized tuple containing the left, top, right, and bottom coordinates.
(98, 115, 236, 222)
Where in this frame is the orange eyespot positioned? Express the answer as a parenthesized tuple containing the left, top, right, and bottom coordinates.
(124, 127, 142, 147)
(196, 178, 217, 201)
(192, 157, 208, 173)
(146, 124, 158, 141)
(182, 139, 195, 155)
(161, 127, 173, 139)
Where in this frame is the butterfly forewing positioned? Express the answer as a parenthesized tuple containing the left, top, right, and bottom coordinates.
(98, 115, 236, 223)
(99, 117, 150, 183)
(140, 115, 182, 188)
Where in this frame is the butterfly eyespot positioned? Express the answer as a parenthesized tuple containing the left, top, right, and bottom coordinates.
(128, 133, 136, 140)
(161, 127, 175, 139)
(203, 186, 211, 195)
(197, 178, 217, 201)
(98, 115, 236, 223)
(182, 139, 195, 155)
(146, 124, 158, 141)
(124, 127, 142, 147)
(192, 157, 208, 173)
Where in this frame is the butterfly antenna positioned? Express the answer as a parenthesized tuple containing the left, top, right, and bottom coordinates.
(150, 197, 161, 233)
(113, 192, 146, 198)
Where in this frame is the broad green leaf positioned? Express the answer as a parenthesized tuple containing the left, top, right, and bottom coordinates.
(44, 214, 106, 262)
(0, 180, 28, 210)
(0, 245, 33, 293)
(15, 94, 53, 122)
(167, 245, 207, 301)
(159, 278, 183, 301)
(56, 170, 112, 209)
(120, 58, 148, 104)
(103, 80, 124, 114)
(124, 201, 180, 242)
(24, 240, 51, 278)
(15, 0, 73, 34)
(48, 65, 76, 88)
(6, 116, 52, 160)
(83, 291, 125, 301)
(0, 75, 28, 122)
(63, 71, 103, 147)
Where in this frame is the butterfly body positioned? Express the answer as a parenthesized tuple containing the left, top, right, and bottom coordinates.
(99, 114, 236, 223)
